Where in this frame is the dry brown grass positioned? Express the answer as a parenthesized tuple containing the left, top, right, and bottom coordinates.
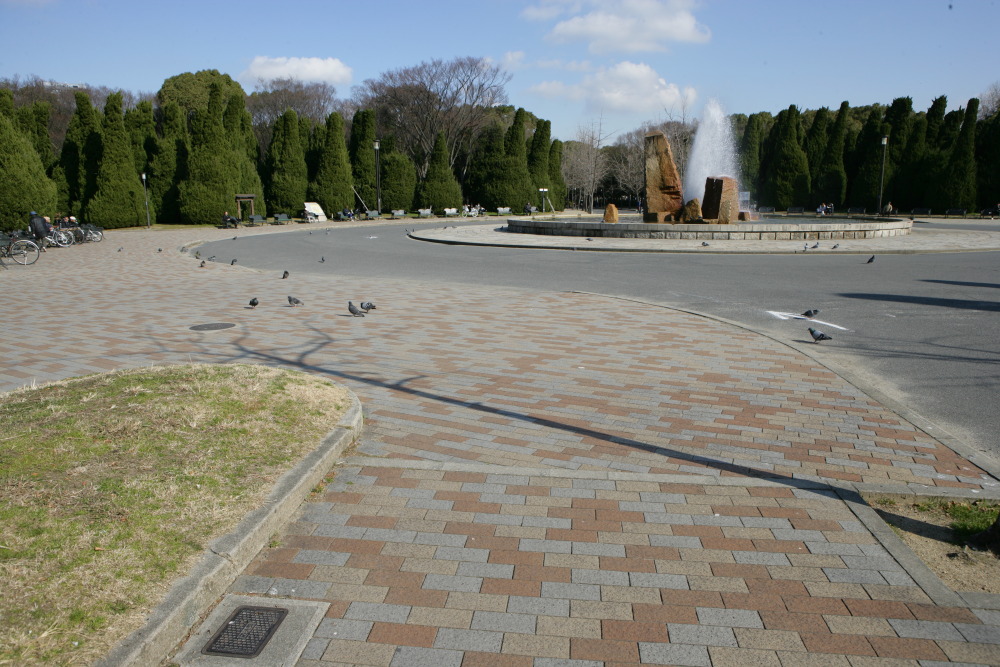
(0, 364, 349, 665)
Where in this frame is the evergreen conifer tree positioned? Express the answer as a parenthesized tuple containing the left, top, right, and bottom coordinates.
(85, 92, 149, 228)
(759, 106, 810, 209)
(465, 124, 510, 210)
(0, 113, 57, 231)
(349, 109, 377, 211)
(924, 96, 948, 149)
(739, 113, 769, 197)
(548, 139, 567, 211)
(149, 102, 188, 223)
(224, 93, 265, 217)
(504, 108, 537, 210)
(415, 132, 462, 212)
(943, 98, 979, 210)
(528, 119, 551, 196)
(60, 91, 102, 216)
(0, 89, 13, 118)
(309, 112, 354, 215)
(178, 84, 234, 224)
(814, 102, 850, 208)
(897, 114, 928, 208)
(265, 109, 308, 215)
(15, 101, 54, 168)
(124, 100, 156, 176)
(847, 108, 887, 209)
(803, 107, 829, 196)
(380, 151, 417, 212)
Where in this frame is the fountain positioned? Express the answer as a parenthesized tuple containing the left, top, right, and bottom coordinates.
(684, 99, 739, 205)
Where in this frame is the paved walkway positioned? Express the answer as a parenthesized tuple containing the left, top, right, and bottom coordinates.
(3, 220, 1000, 666)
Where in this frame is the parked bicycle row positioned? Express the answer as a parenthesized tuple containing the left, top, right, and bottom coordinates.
(0, 213, 105, 266)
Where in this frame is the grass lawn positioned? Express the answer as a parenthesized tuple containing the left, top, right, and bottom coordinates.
(0, 364, 349, 665)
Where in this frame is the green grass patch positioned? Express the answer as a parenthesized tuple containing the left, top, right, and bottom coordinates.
(0, 364, 349, 665)
(912, 499, 1000, 542)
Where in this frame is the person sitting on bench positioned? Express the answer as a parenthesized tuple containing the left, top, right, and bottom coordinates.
(222, 211, 240, 228)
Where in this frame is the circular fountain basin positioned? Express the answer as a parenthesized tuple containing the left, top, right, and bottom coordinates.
(506, 215, 911, 241)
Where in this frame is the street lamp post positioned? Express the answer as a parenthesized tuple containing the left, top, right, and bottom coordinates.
(373, 139, 382, 214)
(539, 188, 549, 213)
(140, 172, 151, 229)
(877, 135, 888, 215)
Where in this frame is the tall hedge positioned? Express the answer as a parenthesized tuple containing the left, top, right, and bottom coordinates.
(847, 108, 886, 209)
(380, 150, 416, 212)
(0, 113, 57, 232)
(149, 102, 188, 223)
(309, 112, 353, 215)
(264, 109, 308, 215)
(548, 138, 566, 211)
(759, 105, 810, 209)
(528, 119, 552, 196)
(224, 93, 265, 217)
(504, 108, 537, 209)
(60, 91, 102, 216)
(944, 98, 979, 210)
(465, 124, 510, 210)
(415, 132, 462, 212)
(85, 92, 150, 228)
(178, 84, 234, 224)
(813, 101, 849, 208)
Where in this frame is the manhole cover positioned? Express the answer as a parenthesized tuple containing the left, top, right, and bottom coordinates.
(189, 322, 236, 331)
(202, 605, 288, 658)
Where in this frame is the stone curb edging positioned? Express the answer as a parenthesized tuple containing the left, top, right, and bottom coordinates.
(95, 391, 363, 667)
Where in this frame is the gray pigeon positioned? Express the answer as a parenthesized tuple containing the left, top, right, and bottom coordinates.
(701, 241, 709, 246)
(810, 242, 819, 249)
(809, 327, 832, 342)
(801, 309, 819, 318)
(195, 251, 201, 259)
(249, 297, 259, 309)
(360, 301, 376, 313)
(118, 247, 123, 252)
(208, 256, 216, 261)
(158, 248, 162, 253)
(282, 270, 289, 279)
(866, 255, 875, 263)
(320, 256, 325, 263)
(199, 260, 206, 268)
(231, 258, 237, 265)
(831, 243, 839, 249)
(288, 296, 304, 307)
(348, 301, 364, 317)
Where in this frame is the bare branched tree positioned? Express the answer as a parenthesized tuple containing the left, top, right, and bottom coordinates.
(607, 128, 646, 207)
(246, 78, 339, 153)
(981, 81, 1000, 119)
(562, 120, 613, 212)
(354, 56, 511, 178)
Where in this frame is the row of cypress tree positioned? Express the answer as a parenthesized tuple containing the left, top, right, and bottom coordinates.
(0, 72, 568, 232)
(737, 96, 997, 212)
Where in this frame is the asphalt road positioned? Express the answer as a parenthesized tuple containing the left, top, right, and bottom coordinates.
(201, 221, 1000, 462)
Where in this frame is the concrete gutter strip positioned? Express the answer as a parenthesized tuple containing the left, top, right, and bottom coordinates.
(96, 392, 363, 667)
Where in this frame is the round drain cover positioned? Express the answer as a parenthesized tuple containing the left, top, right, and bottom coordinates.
(190, 322, 236, 331)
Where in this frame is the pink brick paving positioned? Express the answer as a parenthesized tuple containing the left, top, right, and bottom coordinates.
(1, 224, 998, 665)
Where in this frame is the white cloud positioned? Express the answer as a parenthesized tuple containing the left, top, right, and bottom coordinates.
(528, 61, 695, 115)
(527, 0, 710, 53)
(503, 51, 528, 70)
(242, 56, 352, 86)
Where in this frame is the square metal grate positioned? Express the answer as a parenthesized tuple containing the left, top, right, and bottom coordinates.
(202, 605, 288, 658)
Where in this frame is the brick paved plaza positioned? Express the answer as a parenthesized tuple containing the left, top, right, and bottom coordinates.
(2, 221, 999, 666)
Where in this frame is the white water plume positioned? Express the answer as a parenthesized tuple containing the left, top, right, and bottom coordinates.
(683, 99, 739, 204)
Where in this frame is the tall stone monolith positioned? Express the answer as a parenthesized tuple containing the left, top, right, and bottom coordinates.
(701, 176, 739, 224)
(643, 131, 684, 223)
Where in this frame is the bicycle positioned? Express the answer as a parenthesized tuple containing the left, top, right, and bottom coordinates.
(0, 232, 40, 265)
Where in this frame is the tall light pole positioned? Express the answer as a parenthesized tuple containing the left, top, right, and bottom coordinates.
(373, 139, 382, 214)
(140, 172, 151, 229)
(877, 135, 888, 215)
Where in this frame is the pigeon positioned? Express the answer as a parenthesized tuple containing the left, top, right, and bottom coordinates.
(199, 260, 206, 268)
(208, 255, 216, 261)
(810, 242, 819, 249)
(288, 296, 304, 307)
(231, 258, 237, 265)
(809, 327, 833, 343)
(866, 255, 875, 264)
(282, 270, 289, 279)
(309, 231, 313, 235)
(157, 248, 162, 253)
(360, 301, 376, 313)
(348, 301, 364, 317)
(249, 297, 259, 309)
(195, 251, 201, 259)
(320, 256, 325, 263)
(701, 241, 710, 246)
(118, 247, 123, 252)
(232, 236, 237, 240)
(831, 243, 839, 249)
(801, 309, 820, 319)
(803, 243, 809, 251)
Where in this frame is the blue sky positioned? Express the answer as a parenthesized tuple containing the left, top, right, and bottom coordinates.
(1, 0, 996, 141)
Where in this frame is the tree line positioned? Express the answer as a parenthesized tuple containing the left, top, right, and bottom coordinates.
(2, 63, 998, 231)
(0, 62, 568, 231)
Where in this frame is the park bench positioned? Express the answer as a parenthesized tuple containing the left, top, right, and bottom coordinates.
(272, 213, 291, 224)
(944, 208, 967, 218)
(911, 208, 932, 216)
(981, 207, 999, 218)
(418, 209, 433, 218)
(757, 206, 775, 214)
(443, 208, 459, 217)
(847, 207, 866, 215)
(365, 210, 381, 220)
(786, 206, 804, 214)
(246, 214, 265, 226)
(497, 207, 512, 215)
(390, 210, 406, 219)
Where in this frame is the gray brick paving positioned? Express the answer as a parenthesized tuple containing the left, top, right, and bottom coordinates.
(507, 596, 570, 617)
(639, 642, 712, 666)
(888, 619, 964, 641)
(696, 607, 764, 629)
(667, 623, 739, 647)
(314, 618, 373, 641)
(540, 582, 601, 600)
(389, 646, 464, 667)
(433, 628, 504, 652)
(470, 610, 537, 633)
(344, 601, 410, 623)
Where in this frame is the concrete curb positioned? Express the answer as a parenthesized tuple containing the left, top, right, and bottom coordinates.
(96, 391, 363, 667)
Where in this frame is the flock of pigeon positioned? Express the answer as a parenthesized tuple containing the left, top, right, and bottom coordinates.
(240, 269, 377, 317)
(800, 308, 833, 343)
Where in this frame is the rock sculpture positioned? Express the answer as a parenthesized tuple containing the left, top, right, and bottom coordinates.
(701, 176, 739, 224)
(643, 131, 684, 223)
(603, 203, 619, 223)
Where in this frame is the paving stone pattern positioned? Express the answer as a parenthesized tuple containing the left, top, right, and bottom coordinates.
(2, 224, 999, 665)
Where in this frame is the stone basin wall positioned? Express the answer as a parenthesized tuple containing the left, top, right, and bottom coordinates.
(505, 216, 912, 240)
